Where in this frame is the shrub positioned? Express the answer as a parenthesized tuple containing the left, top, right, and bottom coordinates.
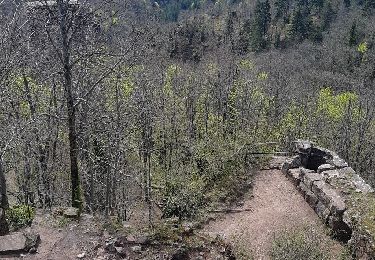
(270, 227, 329, 260)
(162, 179, 205, 220)
(6, 204, 35, 231)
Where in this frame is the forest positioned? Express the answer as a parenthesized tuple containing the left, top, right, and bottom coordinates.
(1, 0, 375, 259)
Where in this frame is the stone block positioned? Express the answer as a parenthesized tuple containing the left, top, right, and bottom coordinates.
(305, 190, 319, 208)
(63, 207, 80, 218)
(315, 201, 330, 222)
(317, 164, 335, 174)
(281, 156, 301, 175)
(312, 181, 346, 216)
(288, 168, 303, 185)
(298, 182, 310, 197)
(304, 172, 323, 189)
(322, 169, 340, 180)
(300, 167, 315, 176)
(327, 154, 348, 169)
(351, 174, 374, 194)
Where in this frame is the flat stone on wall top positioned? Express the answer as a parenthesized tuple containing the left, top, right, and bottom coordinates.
(317, 164, 335, 174)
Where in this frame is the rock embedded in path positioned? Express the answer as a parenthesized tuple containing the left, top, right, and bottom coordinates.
(63, 207, 80, 218)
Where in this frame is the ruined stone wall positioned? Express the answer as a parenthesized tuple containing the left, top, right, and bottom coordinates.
(281, 140, 375, 259)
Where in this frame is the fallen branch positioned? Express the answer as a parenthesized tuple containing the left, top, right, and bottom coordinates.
(209, 208, 253, 213)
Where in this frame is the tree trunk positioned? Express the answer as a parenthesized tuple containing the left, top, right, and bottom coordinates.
(0, 158, 9, 235)
(57, 0, 81, 209)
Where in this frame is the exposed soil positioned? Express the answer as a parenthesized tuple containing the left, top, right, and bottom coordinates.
(1, 159, 345, 259)
(203, 168, 345, 259)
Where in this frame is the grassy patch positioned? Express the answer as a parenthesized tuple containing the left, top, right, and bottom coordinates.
(270, 227, 334, 260)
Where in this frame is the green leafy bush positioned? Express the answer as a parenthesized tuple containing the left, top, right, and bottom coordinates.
(270, 228, 329, 260)
(6, 205, 35, 231)
(162, 179, 205, 220)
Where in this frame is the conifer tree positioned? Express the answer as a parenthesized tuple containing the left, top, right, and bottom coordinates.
(349, 21, 359, 46)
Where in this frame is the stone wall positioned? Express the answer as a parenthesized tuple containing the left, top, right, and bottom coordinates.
(281, 140, 375, 259)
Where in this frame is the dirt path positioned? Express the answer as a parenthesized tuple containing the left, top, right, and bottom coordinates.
(204, 169, 344, 259)
(0, 212, 104, 260)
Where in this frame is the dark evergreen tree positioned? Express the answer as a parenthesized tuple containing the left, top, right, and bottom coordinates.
(247, 0, 271, 51)
(254, 0, 271, 35)
(250, 19, 265, 51)
(288, 7, 311, 41)
(321, 1, 334, 30)
(238, 19, 252, 53)
(275, 0, 289, 19)
(311, 0, 324, 9)
(349, 21, 359, 46)
(364, 0, 375, 13)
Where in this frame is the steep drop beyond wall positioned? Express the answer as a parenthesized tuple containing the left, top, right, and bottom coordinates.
(281, 140, 375, 259)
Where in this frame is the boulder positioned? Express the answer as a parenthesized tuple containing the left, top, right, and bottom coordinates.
(63, 207, 80, 218)
(0, 231, 39, 254)
(268, 156, 288, 170)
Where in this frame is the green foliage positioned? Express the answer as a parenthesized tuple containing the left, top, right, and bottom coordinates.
(238, 59, 254, 70)
(270, 227, 330, 260)
(104, 66, 138, 110)
(162, 177, 205, 220)
(278, 103, 308, 143)
(164, 64, 180, 96)
(358, 41, 368, 53)
(317, 87, 359, 121)
(6, 205, 35, 231)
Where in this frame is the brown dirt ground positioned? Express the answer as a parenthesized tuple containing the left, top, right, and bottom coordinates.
(203, 168, 345, 260)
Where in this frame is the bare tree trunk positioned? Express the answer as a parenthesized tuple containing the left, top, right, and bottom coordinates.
(0, 158, 9, 235)
(57, 0, 81, 209)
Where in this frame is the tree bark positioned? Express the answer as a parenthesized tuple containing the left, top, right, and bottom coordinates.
(57, 0, 81, 209)
(0, 158, 9, 235)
